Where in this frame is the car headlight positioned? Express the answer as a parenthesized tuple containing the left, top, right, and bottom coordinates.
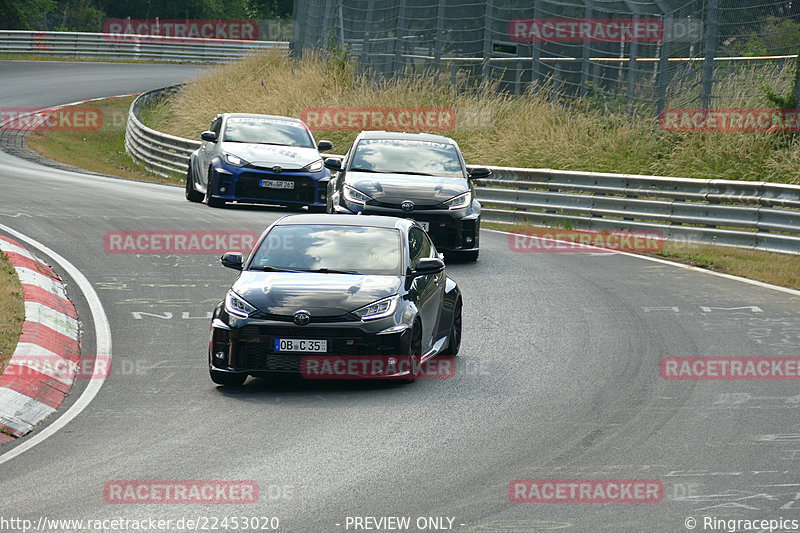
(344, 184, 373, 205)
(304, 159, 324, 172)
(225, 290, 257, 318)
(223, 153, 249, 167)
(442, 192, 471, 210)
(352, 295, 400, 320)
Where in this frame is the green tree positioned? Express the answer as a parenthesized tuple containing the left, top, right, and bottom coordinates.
(0, 0, 57, 29)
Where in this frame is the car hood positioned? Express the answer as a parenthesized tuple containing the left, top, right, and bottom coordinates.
(221, 143, 320, 170)
(232, 272, 403, 317)
(345, 171, 468, 206)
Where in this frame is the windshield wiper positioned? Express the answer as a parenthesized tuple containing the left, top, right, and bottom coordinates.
(348, 168, 384, 173)
(248, 266, 302, 272)
(390, 170, 435, 176)
(297, 268, 359, 274)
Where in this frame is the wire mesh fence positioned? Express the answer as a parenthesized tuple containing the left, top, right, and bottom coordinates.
(291, 0, 800, 114)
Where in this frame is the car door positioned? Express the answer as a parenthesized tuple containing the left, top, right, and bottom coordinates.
(198, 116, 222, 190)
(408, 227, 445, 353)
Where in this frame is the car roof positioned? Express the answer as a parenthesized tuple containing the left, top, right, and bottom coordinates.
(220, 113, 305, 125)
(274, 214, 415, 230)
(355, 130, 456, 144)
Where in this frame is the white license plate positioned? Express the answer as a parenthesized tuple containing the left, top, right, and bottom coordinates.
(260, 179, 294, 189)
(419, 221, 430, 231)
(274, 338, 327, 353)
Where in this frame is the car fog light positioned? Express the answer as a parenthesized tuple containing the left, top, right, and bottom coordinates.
(215, 351, 226, 360)
(220, 186, 227, 193)
(465, 236, 473, 243)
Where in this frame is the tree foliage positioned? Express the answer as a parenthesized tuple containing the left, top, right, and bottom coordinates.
(0, 0, 293, 31)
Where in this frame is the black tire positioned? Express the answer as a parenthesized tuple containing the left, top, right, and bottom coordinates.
(400, 321, 423, 383)
(204, 168, 226, 208)
(185, 166, 203, 202)
(443, 300, 462, 356)
(308, 205, 327, 213)
(210, 369, 247, 386)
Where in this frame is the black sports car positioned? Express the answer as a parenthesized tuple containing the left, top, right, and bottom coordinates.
(209, 214, 463, 386)
(324, 131, 491, 261)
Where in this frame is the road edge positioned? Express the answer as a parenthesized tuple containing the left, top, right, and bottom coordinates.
(0, 225, 112, 465)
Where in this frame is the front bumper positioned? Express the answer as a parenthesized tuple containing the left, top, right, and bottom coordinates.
(210, 164, 328, 208)
(334, 202, 480, 252)
(209, 316, 415, 378)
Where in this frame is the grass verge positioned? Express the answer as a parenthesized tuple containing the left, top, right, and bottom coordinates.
(0, 251, 25, 375)
(486, 222, 800, 291)
(26, 96, 183, 185)
(144, 51, 800, 184)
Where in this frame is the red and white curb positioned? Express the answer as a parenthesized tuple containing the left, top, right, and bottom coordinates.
(0, 234, 80, 442)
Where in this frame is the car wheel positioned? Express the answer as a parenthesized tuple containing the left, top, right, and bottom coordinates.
(210, 369, 247, 386)
(443, 299, 462, 356)
(308, 205, 326, 213)
(400, 321, 423, 383)
(204, 168, 226, 208)
(185, 166, 203, 202)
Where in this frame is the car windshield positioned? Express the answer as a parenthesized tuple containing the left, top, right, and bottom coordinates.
(223, 117, 314, 148)
(349, 139, 464, 178)
(249, 224, 403, 276)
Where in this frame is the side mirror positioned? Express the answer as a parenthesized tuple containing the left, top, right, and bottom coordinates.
(201, 131, 218, 142)
(468, 167, 492, 179)
(220, 252, 243, 270)
(324, 158, 342, 171)
(317, 140, 334, 152)
(414, 257, 445, 276)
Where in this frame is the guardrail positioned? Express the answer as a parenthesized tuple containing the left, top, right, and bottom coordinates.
(126, 86, 800, 255)
(0, 30, 287, 63)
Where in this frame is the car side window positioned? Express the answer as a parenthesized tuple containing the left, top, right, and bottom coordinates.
(408, 227, 432, 269)
(211, 118, 222, 137)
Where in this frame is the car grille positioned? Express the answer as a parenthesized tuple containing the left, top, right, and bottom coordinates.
(236, 173, 315, 203)
(235, 326, 372, 371)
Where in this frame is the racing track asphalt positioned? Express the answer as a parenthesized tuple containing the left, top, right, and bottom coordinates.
(1, 60, 800, 532)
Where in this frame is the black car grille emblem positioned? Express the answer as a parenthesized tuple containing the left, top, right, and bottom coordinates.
(294, 311, 311, 325)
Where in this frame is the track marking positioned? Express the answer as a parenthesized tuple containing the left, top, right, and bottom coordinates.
(486, 228, 800, 297)
(0, 224, 112, 466)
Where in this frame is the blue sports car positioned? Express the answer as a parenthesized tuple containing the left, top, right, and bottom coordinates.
(185, 113, 333, 210)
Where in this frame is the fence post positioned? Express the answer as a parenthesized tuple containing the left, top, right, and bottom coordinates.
(531, 0, 541, 86)
(701, 0, 719, 110)
(434, 0, 446, 77)
(580, 2, 593, 98)
(321, 0, 334, 47)
(657, 13, 672, 114)
(794, 29, 800, 106)
(393, 0, 407, 76)
(360, 0, 375, 73)
(482, 0, 493, 79)
(623, 0, 640, 113)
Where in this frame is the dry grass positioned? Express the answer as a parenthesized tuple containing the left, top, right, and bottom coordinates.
(145, 51, 800, 184)
(27, 96, 182, 185)
(0, 251, 24, 374)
